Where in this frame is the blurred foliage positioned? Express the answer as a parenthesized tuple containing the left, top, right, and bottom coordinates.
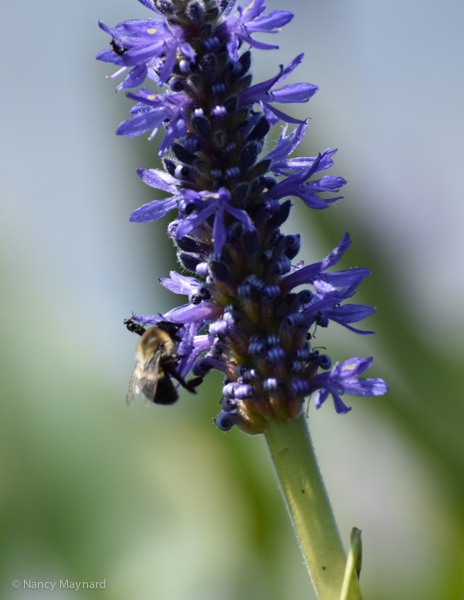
(312, 200, 464, 600)
(2, 166, 464, 598)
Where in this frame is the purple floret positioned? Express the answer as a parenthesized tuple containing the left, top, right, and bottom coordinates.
(267, 154, 346, 209)
(309, 358, 388, 414)
(117, 90, 192, 154)
(216, 0, 294, 62)
(97, 19, 195, 89)
(240, 55, 318, 125)
(175, 188, 255, 253)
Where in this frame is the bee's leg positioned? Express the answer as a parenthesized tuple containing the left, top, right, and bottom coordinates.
(185, 376, 204, 392)
(164, 361, 203, 394)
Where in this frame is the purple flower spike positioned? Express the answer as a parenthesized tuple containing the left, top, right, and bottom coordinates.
(100, 0, 387, 429)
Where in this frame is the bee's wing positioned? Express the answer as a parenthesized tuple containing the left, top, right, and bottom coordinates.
(126, 351, 161, 407)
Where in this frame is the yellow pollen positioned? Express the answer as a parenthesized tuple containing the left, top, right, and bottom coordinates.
(243, 0, 255, 16)
(147, 95, 156, 100)
(147, 28, 157, 34)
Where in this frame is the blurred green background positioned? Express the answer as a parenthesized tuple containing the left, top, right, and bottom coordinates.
(1, 0, 464, 598)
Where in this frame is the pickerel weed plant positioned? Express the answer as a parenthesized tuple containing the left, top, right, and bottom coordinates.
(98, 1, 388, 598)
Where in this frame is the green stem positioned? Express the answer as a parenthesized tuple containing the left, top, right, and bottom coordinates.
(264, 414, 362, 600)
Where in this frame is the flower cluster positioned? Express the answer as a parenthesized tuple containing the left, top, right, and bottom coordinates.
(98, 0, 387, 434)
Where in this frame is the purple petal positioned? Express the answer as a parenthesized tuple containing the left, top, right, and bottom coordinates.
(96, 49, 117, 63)
(225, 204, 255, 230)
(322, 268, 371, 289)
(211, 207, 227, 253)
(137, 168, 178, 193)
(294, 188, 331, 209)
(264, 120, 309, 163)
(316, 175, 347, 191)
(240, 55, 303, 105)
(242, 38, 280, 52)
(116, 109, 167, 137)
(159, 44, 179, 83)
(273, 53, 304, 86)
(176, 205, 217, 239)
(336, 323, 375, 335)
(159, 117, 187, 154)
(262, 102, 304, 125)
(118, 42, 165, 66)
(313, 389, 329, 409)
(179, 41, 196, 64)
(117, 64, 148, 90)
(129, 197, 178, 222)
(98, 20, 116, 36)
(164, 303, 223, 323)
(342, 378, 388, 397)
(326, 304, 376, 324)
(222, 0, 238, 18)
(320, 233, 351, 269)
(159, 272, 199, 295)
(331, 392, 352, 414)
(339, 357, 374, 377)
(276, 148, 337, 177)
(270, 82, 319, 104)
(247, 10, 294, 32)
(238, 0, 266, 21)
(178, 331, 213, 378)
(240, 75, 280, 105)
(268, 158, 322, 198)
(226, 36, 240, 62)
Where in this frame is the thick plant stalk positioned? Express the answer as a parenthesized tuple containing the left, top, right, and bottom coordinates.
(265, 414, 362, 600)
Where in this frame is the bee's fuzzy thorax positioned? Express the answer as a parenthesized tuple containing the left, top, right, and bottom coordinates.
(136, 327, 177, 363)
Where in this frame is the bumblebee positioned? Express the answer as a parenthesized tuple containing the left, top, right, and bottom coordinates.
(124, 318, 202, 406)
